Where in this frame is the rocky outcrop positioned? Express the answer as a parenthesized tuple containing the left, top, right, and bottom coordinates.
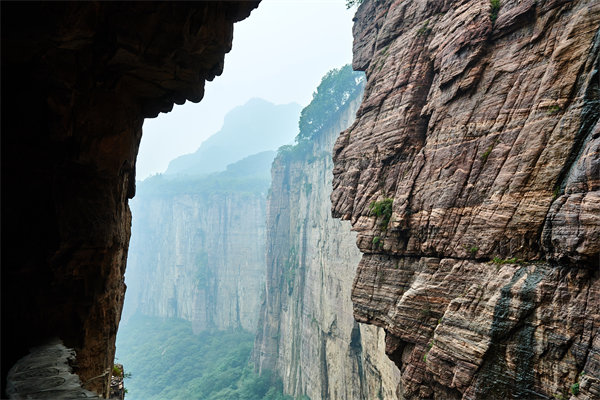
(332, 0, 599, 399)
(253, 90, 402, 399)
(1, 2, 259, 396)
(123, 180, 268, 333)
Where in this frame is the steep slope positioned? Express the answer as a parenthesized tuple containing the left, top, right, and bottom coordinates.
(166, 98, 301, 176)
(123, 152, 273, 332)
(332, 1, 599, 399)
(1, 2, 259, 395)
(254, 66, 402, 399)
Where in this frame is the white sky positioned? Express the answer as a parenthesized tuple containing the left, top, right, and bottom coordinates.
(137, 0, 356, 180)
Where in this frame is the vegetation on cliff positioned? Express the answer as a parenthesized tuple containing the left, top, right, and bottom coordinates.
(278, 65, 364, 161)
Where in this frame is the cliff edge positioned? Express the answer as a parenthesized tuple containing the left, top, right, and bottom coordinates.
(332, 0, 599, 399)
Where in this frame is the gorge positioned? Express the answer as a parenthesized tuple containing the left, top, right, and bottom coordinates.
(2, 1, 599, 399)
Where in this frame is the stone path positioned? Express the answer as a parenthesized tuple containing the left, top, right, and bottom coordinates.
(6, 340, 101, 399)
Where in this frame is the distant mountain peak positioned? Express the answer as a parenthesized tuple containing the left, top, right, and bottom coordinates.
(164, 99, 301, 176)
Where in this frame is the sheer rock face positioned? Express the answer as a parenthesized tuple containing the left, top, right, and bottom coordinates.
(253, 96, 402, 400)
(1, 2, 258, 396)
(332, 0, 599, 399)
(124, 191, 267, 333)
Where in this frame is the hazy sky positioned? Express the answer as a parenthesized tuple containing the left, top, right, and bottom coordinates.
(137, 0, 355, 180)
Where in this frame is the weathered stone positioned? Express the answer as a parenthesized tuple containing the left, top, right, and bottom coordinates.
(1, 2, 259, 396)
(332, 0, 600, 398)
(253, 93, 402, 399)
(6, 340, 101, 399)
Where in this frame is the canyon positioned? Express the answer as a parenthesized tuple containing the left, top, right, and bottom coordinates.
(119, 67, 402, 399)
(122, 98, 301, 333)
(123, 170, 268, 333)
(253, 71, 401, 399)
(2, 0, 599, 399)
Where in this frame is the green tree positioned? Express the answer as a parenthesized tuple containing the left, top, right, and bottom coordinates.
(346, 0, 364, 9)
(296, 65, 365, 142)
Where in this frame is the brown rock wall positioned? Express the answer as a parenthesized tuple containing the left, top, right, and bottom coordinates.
(333, 0, 600, 398)
(1, 2, 258, 396)
(333, 0, 599, 264)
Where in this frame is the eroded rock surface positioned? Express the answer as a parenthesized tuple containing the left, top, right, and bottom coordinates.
(332, 0, 599, 399)
(2, 2, 258, 396)
(253, 93, 402, 399)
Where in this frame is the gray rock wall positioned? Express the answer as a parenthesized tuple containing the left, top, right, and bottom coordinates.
(124, 190, 267, 333)
(253, 95, 401, 399)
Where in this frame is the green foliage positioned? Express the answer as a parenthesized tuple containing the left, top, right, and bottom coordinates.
(345, 0, 364, 9)
(115, 314, 290, 400)
(381, 44, 390, 56)
(297, 65, 365, 143)
(112, 365, 123, 377)
(469, 246, 479, 256)
(276, 141, 313, 162)
(547, 105, 561, 114)
(490, 0, 501, 23)
(277, 65, 364, 164)
(417, 20, 431, 36)
(571, 382, 579, 395)
(552, 186, 561, 200)
(369, 198, 394, 229)
(372, 236, 381, 248)
(480, 144, 494, 162)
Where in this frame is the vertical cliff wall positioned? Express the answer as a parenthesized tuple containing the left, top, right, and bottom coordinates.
(332, 0, 599, 399)
(253, 82, 402, 399)
(124, 180, 267, 333)
(1, 2, 259, 395)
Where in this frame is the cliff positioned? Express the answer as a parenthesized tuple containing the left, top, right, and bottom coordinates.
(332, 1, 599, 399)
(123, 152, 273, 333)
(253, 68, 402, 399)
(2, 2, 259, 396)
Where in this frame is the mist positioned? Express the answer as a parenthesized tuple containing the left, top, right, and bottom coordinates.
(136, 0, 354, 180)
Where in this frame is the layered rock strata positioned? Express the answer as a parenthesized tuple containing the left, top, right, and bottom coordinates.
(124, 188, 267, 333)
(253, 94, 402, 399)
(332, 0, 599, 399)
(1, 2, 259, 396)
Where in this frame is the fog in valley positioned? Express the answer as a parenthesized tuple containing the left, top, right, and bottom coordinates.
(115, 1, 395, 399)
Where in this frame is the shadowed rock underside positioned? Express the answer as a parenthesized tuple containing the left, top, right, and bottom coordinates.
(2, 2, 259, 396)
